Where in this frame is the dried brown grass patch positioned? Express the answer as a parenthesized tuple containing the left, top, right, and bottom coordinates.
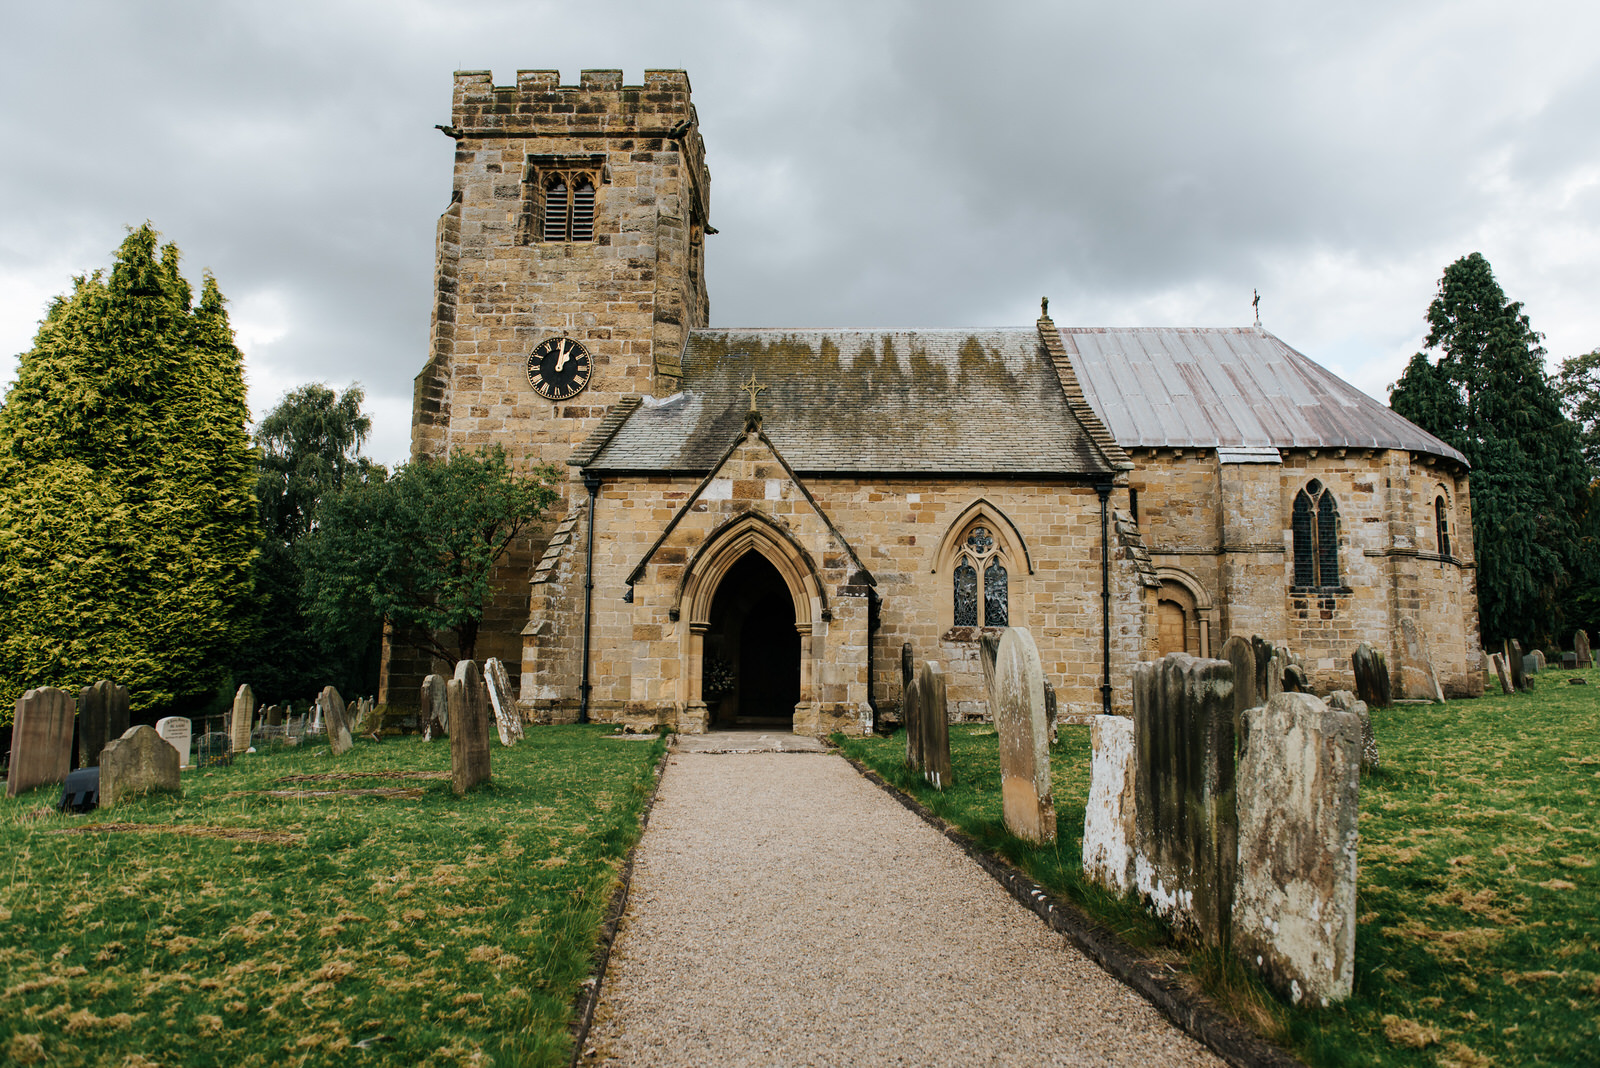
(1381, 1014, 1440, 1049)
(51, 823, 302, 844)
(271, 772, 448, 783)
(254, 788, 426, 800)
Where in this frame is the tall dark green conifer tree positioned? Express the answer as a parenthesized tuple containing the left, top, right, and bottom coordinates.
(0, 225, 258, 719)
(1390, 252, 1588, 645)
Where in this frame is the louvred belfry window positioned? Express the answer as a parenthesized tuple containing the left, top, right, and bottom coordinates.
(541, 172, 596, 243)
(953, 524, 1009, 627)
(1292, 480, 1341, 588)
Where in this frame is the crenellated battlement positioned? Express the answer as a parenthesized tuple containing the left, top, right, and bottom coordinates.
(451, 69, 695, 133)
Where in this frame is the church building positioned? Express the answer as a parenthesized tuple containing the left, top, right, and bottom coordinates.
(385, 68, 1482, 733)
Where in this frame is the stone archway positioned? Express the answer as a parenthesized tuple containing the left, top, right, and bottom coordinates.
(704, 552, 802, 728)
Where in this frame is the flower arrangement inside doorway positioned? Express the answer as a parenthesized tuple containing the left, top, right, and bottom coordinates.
(702, 656, 737, 700)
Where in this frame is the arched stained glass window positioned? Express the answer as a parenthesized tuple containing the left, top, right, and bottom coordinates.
(1292, 480, 1341, 588)
(952, 523, 1009, 626)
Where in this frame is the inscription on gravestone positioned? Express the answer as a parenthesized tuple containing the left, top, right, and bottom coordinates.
(993, 628, 1055, 844)
(155, 716, 192, 768)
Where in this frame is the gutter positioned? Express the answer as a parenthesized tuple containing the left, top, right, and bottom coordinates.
(1096, 482, 1114, 716)
(579, 471, 601, 724)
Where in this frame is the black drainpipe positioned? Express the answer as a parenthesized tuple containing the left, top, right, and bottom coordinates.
(1096, 482, 1114, 716)
(576, 476, 601, 725)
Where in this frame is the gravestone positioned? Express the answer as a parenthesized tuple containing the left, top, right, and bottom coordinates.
(1220, 635, 1258, 733)
(1326, 691, 1378, 770)
(266, 704, 283, 727)
(230, 684, 256, 753)
(902, 660, 925, 773)
(1082, 714, 1137, 894)
(421, 674, 448, 740)
(1490, 652, 1514, 695)
(483, 658, 523, 747)
(1563, 651, 1578, 670)
(6, 687, 75, 798)
(993, 627, 1055, 844)
(1531, 649, 1546, 673)
(76, 680, 129, 769)
(1575, 629, 1592, 668)
(1250, 636, 1273, 701)
(1131, 653, 1236, 946)
(100, 725, 181, 807)
(1522, 653, 1539, 685)
(1264, 646, 1286, 701)
(449, 659, 492, 795)
(1235, 692, 1361, 1006)
(915, 661, 951, 790)
(1351, 642, 1391, 707)
(978, 633, 1000, 699)
(309, 698, 323, 733)
(318, 686, 353, 756)
(1504, 639, 1527, 692)
(1042, 677, 1058, 744)
(155, 716, 192, 768)
(1283, 663, 1308, 693)
(1398, 618, 1446, 703)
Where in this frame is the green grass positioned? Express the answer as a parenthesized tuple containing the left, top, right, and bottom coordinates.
(841, 673, 1600, 1068)
(0, 726, 664, 1068)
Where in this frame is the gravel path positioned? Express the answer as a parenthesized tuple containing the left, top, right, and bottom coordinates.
(588, 749, 1222, 1067)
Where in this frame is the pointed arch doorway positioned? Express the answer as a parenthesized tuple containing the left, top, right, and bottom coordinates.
(703, 552, 802, 728)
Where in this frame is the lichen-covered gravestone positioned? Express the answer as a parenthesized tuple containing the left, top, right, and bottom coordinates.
(1325, 691, 1378, 770)
(1489, 652, 1514, 695)
(155, 716, 193, 767)
(1351, 642, 1391, 707)
(6, 687, 75, 798)
(915, 661, 951, 790)
(1220, 635, 1258, 727)
(993, 627, 1055, 844)
(1530, 649, 1546, 673)
(318, 686, 353, 756)
(1235, 692, 1361, 1006)
(449, 659, 491, 795)
(1131, 653, 1236, 946)
(100, 725, 181, 807)
(1576, 629, 1592, 669)
(901, 644, 923, 772)
(1399, 617, 1446, 702)
(421, 673, 448, 741)
(230, 684, 256, 753)
(483, 658, 523, 746)
(1082, 713, 1136, 894)
(1505, 639, 1528, 692)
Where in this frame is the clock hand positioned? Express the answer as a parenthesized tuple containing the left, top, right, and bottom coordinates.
(554, 340, 570, 372)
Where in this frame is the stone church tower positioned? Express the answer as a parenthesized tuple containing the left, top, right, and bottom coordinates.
(388, 70, 712, 697)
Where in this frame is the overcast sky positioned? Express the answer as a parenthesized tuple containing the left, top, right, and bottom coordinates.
(3, 0, 1598, 467)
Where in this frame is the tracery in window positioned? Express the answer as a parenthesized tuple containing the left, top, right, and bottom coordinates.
(1292, 479, 1341, 588)
(953, 523, 1009, 626)
(1435, 495, 1452, 558)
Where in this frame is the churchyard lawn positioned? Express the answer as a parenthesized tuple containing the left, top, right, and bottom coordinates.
(841, 673, 1600, 1068)
(0, 726, 665, 1067)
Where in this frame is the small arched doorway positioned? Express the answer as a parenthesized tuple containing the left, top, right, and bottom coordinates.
(704, 551, 802, 728)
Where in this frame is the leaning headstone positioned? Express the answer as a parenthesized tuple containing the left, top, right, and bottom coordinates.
(100, 725, 181, 807)
(449, 659, 491, 795)
(1082, 714, 1137, 894)
(1283, 663, 1308, 694)
(230, 684, 256, 753)
(1351, 642, 1391, 707)
(1398, 618, 1446, 702)
(993, 628, 1055, 844)
(978, 633, 1001, 701)
(916, 661, 951, 790)
(1505, 639, 1528, 692)
(483, 658, 523, 747)
(318, 686, 353, 756)
(1234, 692, 1361, 1006)
(155, 716, 193, 768)
(1131, 653, 1236, 946)
(421, 674, 449, 740)
(1490, 652, 1514, 695)
(6, 687, 75, 798)
(1325, 691, 1378, 770)
(1575, 629, 1592, 668)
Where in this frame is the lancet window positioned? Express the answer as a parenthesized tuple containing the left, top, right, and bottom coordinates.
(1292, 479, 1341, 588)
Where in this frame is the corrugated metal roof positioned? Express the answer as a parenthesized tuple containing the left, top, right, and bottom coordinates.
(1062, 327, 1467, 465)
(584, 329, 1114, 476)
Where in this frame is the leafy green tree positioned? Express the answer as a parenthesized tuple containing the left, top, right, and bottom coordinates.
(301, 446, 560, 666)
(1555, 348, 1600, 638)
(1390, 252, 1589, 646)
(238, 384, 382, 702)
(0, 225, 257, 721)
(1557, 347, 1600, 469)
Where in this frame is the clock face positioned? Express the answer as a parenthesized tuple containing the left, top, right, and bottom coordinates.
(526, 337, 592, 401)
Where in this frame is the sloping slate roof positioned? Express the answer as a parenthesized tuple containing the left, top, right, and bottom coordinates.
(584, 329, 1114, 476)
(1062, 327, 1467, 465)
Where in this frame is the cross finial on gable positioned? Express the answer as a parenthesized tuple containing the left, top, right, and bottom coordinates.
(740, 372, 767, 412)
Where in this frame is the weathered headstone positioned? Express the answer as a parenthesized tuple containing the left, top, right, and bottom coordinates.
(1351, 642, 1391, 707)
(421, 674, 448, 741)
(1131, 653, 1236, 946)
(1562, 651, 1578, 670)
(100, 725, 181, 807)
(1283, 663, 1308, 693)
(318, 686, 353, 756)
(155, 716, 193, 768)
(230, 684, 256, 753)
(6, 687, 75, 798)
(1235, 692, 1361, 1006)
(266, 704, 283, 727)
(978, 633, 1000, 700)
(449, 659, 491, 795)
(1531, 649, 1546, 673)
(916, 661, 951, 790)
(993, 627, 1055, 844)
(902, 663, 924, 772)
(1505, 639, 1528, 692)
(1398, 618, 1446, 702)
(78, 683, 106, 769)
(1490, 652, 1514, 695)
(1082, 713, 1137, 894)
(1220, 635, 1258, 727)
(1522, 654, 1539, 686)
(1325, 691, 1378, 770)
(1042, 677, 1058, 744)
(1575, 629, 1592, 669)
(1250, 636, 1273, 702)
(483, 658, 523, 746)
(1264, 647, 1286, 701)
